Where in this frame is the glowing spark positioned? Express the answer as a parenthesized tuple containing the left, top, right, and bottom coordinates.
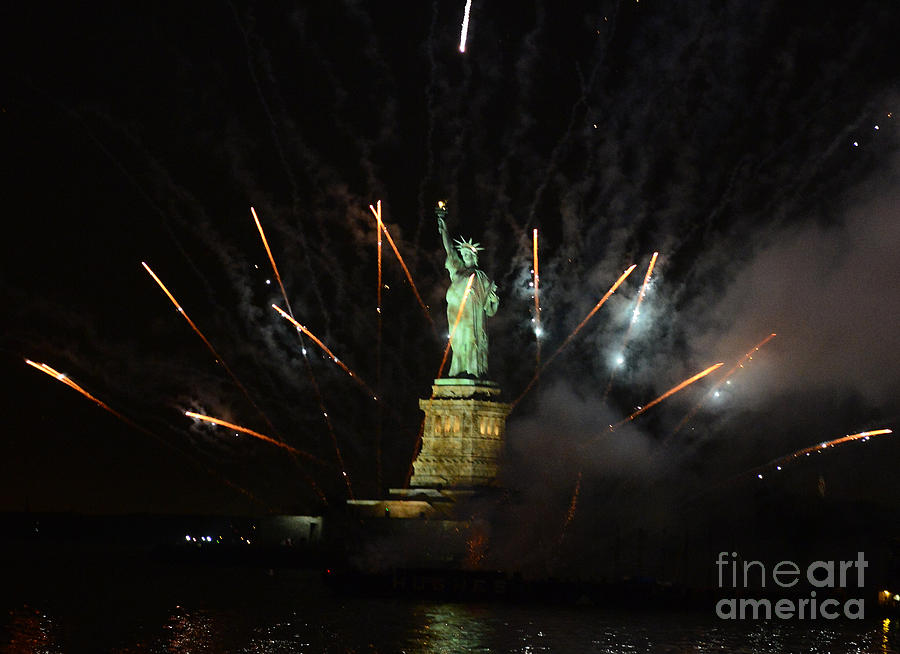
(670, 333, 776, 436)
(459, 0, 472, 52)
(512, 264, 637, 409)
(185, 411, 325, 465)
(369, 203, 435, 331)
(533, 228, 541, 367)
(436, 273, 476, 379)
(611, 362, 724, 430)
(272, 304, 376, 398)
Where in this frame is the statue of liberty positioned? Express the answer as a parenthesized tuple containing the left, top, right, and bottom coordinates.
(436, 201, 499, 378)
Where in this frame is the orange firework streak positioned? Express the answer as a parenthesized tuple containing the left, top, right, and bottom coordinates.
(184, 411, 325, 464)
(271, 305, 376, 397)
(610, 362, 724, 430)
(604, 252, 658, 399)
(26, 359, 119, 416)
(250, 207, 292, 313)
(251, 208, 353, 499)
(671, 332, 777, 436)
(25, 359, 271, 508)
(373, 200, 384, 490)
(436, 273, 476, 379)
(742, 429, 893, 480)
(141, 262, 281, 435)
(533, 229, 541, 367)
(512, 264, 638, 410)
(369, 203, 436, 332)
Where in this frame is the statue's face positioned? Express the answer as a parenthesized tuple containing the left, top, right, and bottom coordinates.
(460, 248, 477, 267)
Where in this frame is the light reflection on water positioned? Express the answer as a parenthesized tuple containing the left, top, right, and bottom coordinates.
(2, 570, 898, 653)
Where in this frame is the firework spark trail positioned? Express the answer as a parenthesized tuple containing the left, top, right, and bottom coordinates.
(670, 332, 777, 437)
(511, 264, 637, 410)
(183, 411, 325, 464)
(436, 273, 476, 379)
(25, 359, 271, 509)
(229, 5, 330, 326)
(609, 362, 724, 430)
(533, 228, 541, 368)
(26, 359, 120, 416)
(373, 200, 384, 491)
(557, 470, 582, 545)
(272, 304, 377, 400)
(251, 208, 353, 499)
(604, 252, 659, 398)
(141, 261, 284, 437)
(741, 429, 893, 480)
(370, 203, 436, 333)
(250, 207, 294, 314)
(459, 0, 472, 52)
(185, 411, 327, 503)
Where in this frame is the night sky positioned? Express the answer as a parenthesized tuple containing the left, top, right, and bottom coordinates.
(2, 0, 899, 556)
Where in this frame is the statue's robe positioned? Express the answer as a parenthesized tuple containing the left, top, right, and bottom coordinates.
(445, 253, 498, 378)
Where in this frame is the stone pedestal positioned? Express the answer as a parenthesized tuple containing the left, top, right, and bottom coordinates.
(410, 379, 511, 488)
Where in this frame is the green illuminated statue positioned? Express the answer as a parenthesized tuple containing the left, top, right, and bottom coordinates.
(436, 201, 499, 378)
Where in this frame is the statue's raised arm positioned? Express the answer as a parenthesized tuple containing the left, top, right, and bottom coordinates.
(434, 201, 499, 379)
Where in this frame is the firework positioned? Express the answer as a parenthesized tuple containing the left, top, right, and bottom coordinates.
(610, 361, 724, 430)
(459, 0, 472, 53)
(142, 262, 283, 436)
(604, 252, 658, 398)
(369, 203, 435, 332)
(271, 304, 376, 399)
(250, 207, 292, 312)
(25, 359, 271, 507)
(436, 273, 476, 379)
(253, 208, 353, 498)
(743, 429, 893, 480)
(372, 199, 384, 491)
(631, 251, 658, 325)
(26, 359, 118, 416)
(670, 332, 777, 436)
(533, 228, 541, 367)
(184, 411, 326, 465)
(512, 264, 637, 409)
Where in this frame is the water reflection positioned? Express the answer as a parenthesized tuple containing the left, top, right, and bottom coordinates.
(163, 608, 217, 652)
(5, 606, 61, 654)
(3, 572, 900, 653)
(412, 604, 492, 653)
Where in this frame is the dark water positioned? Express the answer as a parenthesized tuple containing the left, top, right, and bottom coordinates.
(2, 564, 898, 653)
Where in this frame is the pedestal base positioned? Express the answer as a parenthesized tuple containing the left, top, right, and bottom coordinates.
(410, 379, 511, 488)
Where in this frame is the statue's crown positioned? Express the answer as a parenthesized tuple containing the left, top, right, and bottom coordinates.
(454, 237, 483, 254)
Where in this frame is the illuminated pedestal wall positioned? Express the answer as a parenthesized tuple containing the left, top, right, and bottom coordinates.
(410, 379, 511, 488)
